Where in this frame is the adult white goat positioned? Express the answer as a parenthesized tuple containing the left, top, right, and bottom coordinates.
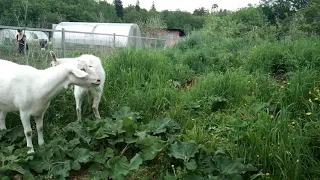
(50, 51, 106, 121)
(0, 59, 101, 153)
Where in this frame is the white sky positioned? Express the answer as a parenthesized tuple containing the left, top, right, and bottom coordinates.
(105, 0, 262, 12)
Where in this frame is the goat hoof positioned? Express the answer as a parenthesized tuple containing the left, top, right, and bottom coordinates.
(27, 148, 35, 154)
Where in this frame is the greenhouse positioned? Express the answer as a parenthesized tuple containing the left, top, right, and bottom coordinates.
(51, 22, 142, 49)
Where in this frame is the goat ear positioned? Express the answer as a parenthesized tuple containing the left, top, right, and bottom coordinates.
(50, 51, 57, 62)
(71, 67, 88, 78)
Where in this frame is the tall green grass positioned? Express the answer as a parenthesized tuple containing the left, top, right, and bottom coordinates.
(2, 23, 320, 179)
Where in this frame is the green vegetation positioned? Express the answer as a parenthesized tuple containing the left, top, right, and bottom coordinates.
(1, 0, 320, 179)
(0, 0, 206, 34)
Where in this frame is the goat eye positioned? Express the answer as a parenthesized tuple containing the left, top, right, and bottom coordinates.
(81, 68, 86, 72)
(89, 65, 93, 68)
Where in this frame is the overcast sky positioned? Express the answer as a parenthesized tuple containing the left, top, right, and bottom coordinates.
(106, 0, 262, 12)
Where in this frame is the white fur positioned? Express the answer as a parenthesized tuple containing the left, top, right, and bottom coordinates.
(0, 59, 101, 153)
(50, 52, 106, 121)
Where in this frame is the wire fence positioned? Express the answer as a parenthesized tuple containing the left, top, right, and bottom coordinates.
(0, 25, 174, 68)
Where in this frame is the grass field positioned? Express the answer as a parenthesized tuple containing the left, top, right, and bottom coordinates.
(1, 10, 320, 180)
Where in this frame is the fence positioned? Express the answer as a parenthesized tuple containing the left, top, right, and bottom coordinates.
(0, 25, 170, 67)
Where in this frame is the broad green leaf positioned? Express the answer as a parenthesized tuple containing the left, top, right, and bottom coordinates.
(183, 173, 204, 180)
(68, 147, 91, 163)
(88, 163, 108, 180)
(3, 145, 15, 154)
(28, 160, 51, 173)
(0, 129, 7, 141)
(108, 138, 125, 146)
(242, 164, 258, 172)
(214, 156, 244, 175)
(207, 176, 219, 180)
(93, 119, 125, 140)
(2, 162, 30, 175)
(137, 135, 167, 160)
(89, 169, 109, 180)
(0, 176, 10, 180)
(86, 118, 106, 131)
(23, 173, 35, 180)
(71, 161, 81, 171)
(168, 141, 199, 162)
(185, 159, 197, 171)
(129, 153, 143, 171)
(107, 156, 130, 179)
(3, 127, 25, 143)
(93, 148, 114, 164)
(196, 152, 216, 175)
(148, 117, 181, 135)
(94, 127, 112, 139)
(226, 174, 243, 180)
(215, 147, 226, 156)
(122, 117, 136, 134)
(110, 120, 126, 134)
(89, 163, 103, 171)
(113, 107, 140, 122)
(68, 138, 80, 148)
(134, 130, 148, 139)
(49, 160, 71, 179)
(3, 155, 19, 162)
(125, 136, 139, 144)
(34, 147, 54, 158)
(65, 122, 91, 144)
(28, 148, 53, 173)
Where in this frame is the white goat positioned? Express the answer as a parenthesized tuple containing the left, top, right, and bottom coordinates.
(0, 59, 101, 153)
(50, 51, 106, 121)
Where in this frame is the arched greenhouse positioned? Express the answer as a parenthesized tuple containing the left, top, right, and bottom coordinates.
(51, 22, 142, 49)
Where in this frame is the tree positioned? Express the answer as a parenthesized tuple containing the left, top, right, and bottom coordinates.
(135, 0, 140, 11)
(260, 0, 312, 25)
(193, 7, 209, 16)
(137, 16, 167, 37)
(160, 10, 205, 33)
(296, 0, 320, 34)
(151, 1, 156, 11)
(113, 0, 124, 20)
(124, 5, 145, 23)
(211, 4, 218, 12)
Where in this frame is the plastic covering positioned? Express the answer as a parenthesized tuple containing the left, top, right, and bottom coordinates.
(52, 22, 142, 48)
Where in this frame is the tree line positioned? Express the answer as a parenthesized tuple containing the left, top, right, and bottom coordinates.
(0, 0, 319, 36)
(0, 0, 207, 34)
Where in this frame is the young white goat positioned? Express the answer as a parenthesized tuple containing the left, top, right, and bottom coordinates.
(50, 51, 106, 121)
(0, 59, 101, 153)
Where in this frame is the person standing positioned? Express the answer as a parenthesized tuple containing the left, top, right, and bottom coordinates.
(16, 29, 28, 56)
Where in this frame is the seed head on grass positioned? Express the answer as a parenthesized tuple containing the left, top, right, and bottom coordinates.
(309, 98, 312, 103)
(282, 81, 290, 85)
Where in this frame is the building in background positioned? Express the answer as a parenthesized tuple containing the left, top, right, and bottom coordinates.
(163, 28, 186, 48)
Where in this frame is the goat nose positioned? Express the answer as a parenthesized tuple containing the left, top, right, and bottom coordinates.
(97, 79, 101, 83)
